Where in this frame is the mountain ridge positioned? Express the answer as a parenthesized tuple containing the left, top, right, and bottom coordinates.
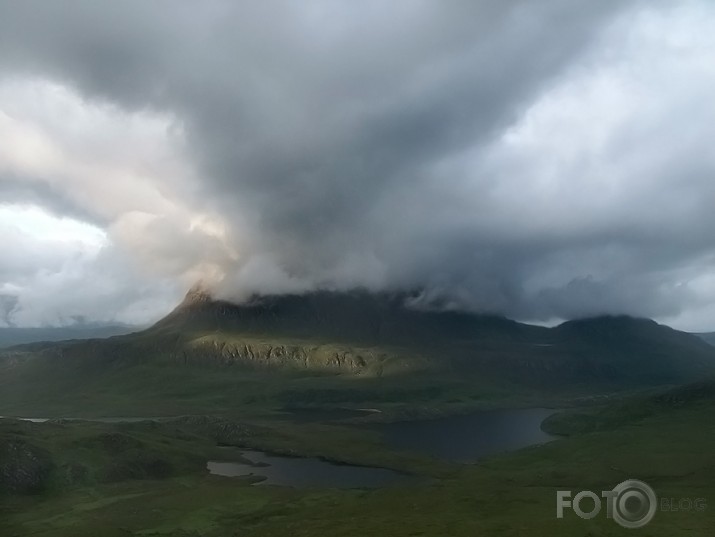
(2, 288, 715, 416)
(8, 288, 713, 384)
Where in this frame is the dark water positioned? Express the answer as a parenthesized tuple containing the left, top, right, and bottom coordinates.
(207, 449, 413, 488)
(208, 408, 556, 487)
(375, 407, 557, 462)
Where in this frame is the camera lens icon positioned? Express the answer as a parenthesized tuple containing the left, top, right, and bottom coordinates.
(610, 479, 657, 529)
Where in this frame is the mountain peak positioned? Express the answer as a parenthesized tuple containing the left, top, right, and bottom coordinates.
(179, 282, 215, 308)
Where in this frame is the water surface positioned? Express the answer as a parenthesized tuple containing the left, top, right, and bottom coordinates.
(207, 449, 412, 488)
(375, 407, 556, 462)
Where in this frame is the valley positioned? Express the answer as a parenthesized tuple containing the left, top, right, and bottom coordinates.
(2, 382, 715, 536)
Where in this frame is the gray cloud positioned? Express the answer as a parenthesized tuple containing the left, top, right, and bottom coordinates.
(1, 0, 715, 329)
(0, 174, 104, 225)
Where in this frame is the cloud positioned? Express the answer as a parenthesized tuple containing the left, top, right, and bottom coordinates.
(0, 78, 235, 323)
(0, 0, 714, 330)
(0, 204, 177, 326)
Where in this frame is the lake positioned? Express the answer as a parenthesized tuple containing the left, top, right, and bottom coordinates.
(207, 449, 414, 488)
(208, 407, 557, 487)
(374, 407, 557, 462)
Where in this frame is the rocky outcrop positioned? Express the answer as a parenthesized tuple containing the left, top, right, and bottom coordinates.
(175, 339, 374, 372)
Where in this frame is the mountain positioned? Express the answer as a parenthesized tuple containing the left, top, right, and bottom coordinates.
(11, 287, 715, 382)
(154, 286, 543, 349)
(2, 288, 715, 416)
(145, 287, 715, 381)
(550, 316, 715, 382)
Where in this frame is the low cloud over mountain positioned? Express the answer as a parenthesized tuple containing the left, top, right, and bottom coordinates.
(1, 1, 715, 329)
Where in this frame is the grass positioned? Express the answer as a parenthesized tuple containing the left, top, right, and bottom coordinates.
(0, 350, 654, 422)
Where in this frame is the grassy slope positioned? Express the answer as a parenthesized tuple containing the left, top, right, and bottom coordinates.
(0, 337, 656, 420)
(2, 385, 715, 536)
(542, 377, 715, 435)
(0, 358, 566, 420)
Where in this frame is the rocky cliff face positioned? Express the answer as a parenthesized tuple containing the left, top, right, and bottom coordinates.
(179, 339, 369, 370)
(166, 337, 426, 376)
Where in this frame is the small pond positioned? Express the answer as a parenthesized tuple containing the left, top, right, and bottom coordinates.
(207, 449, 414, 488)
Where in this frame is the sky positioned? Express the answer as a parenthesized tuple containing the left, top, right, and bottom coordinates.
(0, 0, 714, 331)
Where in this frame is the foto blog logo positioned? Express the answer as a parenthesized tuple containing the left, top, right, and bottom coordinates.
(557, 479, 657, 529)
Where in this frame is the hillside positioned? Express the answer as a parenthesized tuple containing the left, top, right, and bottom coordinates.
(551, 315, 715, 383)
(1, 288, 715, 416)
(543, 376, 715, 436)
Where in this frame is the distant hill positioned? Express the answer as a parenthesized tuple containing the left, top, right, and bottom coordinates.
(544, 376, 715, 436)
(550, 316, 715, 383)
(0, 324, 137, 348)
(695, 332, 715, 346)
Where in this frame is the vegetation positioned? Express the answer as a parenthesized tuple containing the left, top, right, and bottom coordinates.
(543, 377, 715, 435)
(2, 380, 715, 536)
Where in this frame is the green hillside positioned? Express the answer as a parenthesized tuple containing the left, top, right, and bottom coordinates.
(543, 376, 715, 435)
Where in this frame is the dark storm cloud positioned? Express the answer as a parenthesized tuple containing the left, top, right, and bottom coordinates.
(1, 0, 715, 327)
